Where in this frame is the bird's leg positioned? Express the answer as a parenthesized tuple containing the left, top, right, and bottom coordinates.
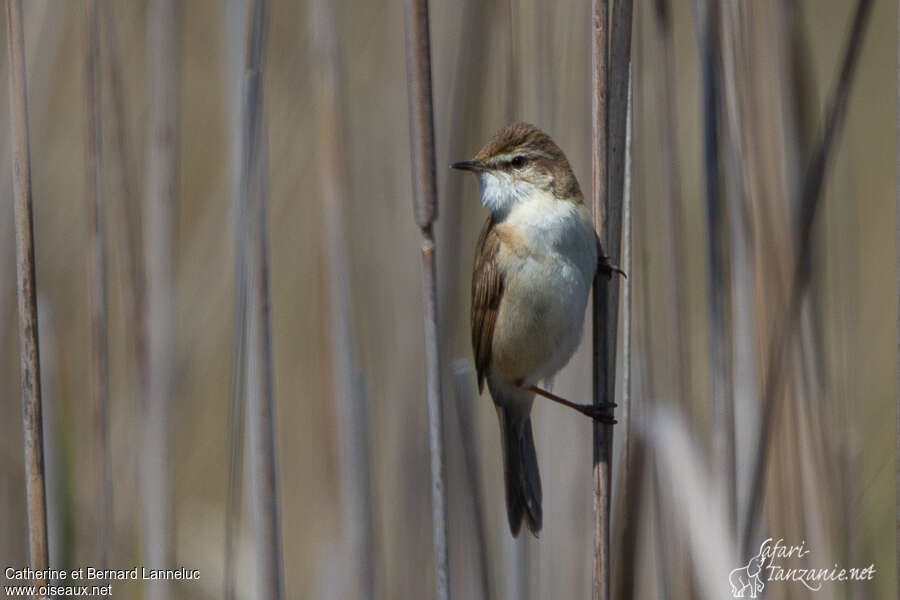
(526, 385, 617, 424)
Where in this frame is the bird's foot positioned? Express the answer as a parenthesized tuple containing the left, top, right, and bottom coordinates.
(572, 402, 618, 424)
(527, 385, 617, 424)
(600, 256, 627, 280)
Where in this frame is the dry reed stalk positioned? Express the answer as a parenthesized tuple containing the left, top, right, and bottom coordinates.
(591, 0, 631, 597)
(717, 2, 760, 539)
(224, 2, 248, 600)
(84, 0, 112, 570)
(742, 0, 873, 558)
(651, 0, 691, 412)
(434, 0, 491, 384)
(0, 0, 56, 357)
(452, 362, 492, 600)
(239, 1, 284, 598)
(614, 68, 637, 600)
(897, 0, 899, 585)
(402, 0, 450, 598)
(615, 437, 645, 600)
(142, 1, 177, 597)
(498, 0, 517, 121)
(589, 1, 610, 596)
(631, 6, 659, 411)
(533, 0, 554, 128)
(103, 1, 148, 396)
(309, 0, 376, 597)
(102, 3, 148, 558)
(36, 298, 63, 570)
(693, 0, 737, 533)
(648, 411, 738, 599)
(0, 67, 9, 358)
(5, 0, 49, 588)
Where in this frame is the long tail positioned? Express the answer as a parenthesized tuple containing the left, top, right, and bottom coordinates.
(497, 407, 542, 536)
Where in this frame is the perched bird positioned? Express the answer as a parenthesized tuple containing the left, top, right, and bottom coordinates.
(452, 122, 620, 537)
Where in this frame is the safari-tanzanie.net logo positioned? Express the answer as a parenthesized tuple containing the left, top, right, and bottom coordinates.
(729, 538, 875, 598)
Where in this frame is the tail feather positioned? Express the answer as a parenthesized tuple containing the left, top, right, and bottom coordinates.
(498, 407, 542, 537)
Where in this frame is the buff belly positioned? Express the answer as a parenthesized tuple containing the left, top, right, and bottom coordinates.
(490, 216, 596, 387)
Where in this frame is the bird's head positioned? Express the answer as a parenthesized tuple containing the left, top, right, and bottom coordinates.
(452, 122, 582, 215)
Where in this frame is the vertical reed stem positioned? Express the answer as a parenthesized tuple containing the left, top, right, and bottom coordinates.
(224, 4, 248, 600)
(310, 0, 376, 596)
(741, 0, 873, 556)
(615, 68, 638, 599)
(240, 1, 284, 598)
(5, 0, 49, 588)
(402, 1, 449, 598)
(84, 0, 112, 569)
(652, 0, 692, 411)
(590, 1, 611, 596)
(142, 1, 177, 597)
(103, 0, 148, 398)
(592, 0, 632, 597)
(694, 0, 737, 533)
(452, 363, 492, 600)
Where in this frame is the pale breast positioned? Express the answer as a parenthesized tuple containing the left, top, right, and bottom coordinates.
(490, 198, 597, 385)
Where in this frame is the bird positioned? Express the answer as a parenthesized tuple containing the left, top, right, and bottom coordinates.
(452, 122, 621, 537)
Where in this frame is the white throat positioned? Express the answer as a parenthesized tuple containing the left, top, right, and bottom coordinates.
(477, 171, 541, 215)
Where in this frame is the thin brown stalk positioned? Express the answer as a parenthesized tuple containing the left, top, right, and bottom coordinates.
(239, 1, 284, 598)
(142, 1, 177, 597)
(310, 0, 375, 597)
(592, 0, 631, 597)
(0, 0, 68, 565)
(84, 0, 112, 570)
(0, 0, 57, 357)
(402, 1, 449, 598)
(6, 0, 49, 587)
(741, 0, 873, 558)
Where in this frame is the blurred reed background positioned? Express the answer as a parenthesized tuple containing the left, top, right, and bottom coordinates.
(0, 0, 896, 598)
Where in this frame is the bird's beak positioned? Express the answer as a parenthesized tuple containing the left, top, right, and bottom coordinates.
(451, 160, 486, 172)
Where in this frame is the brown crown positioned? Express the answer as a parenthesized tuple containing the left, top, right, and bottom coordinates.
(473, 122, 566, 163)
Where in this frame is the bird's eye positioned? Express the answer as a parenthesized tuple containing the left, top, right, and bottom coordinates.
(511, 155, 527, 168)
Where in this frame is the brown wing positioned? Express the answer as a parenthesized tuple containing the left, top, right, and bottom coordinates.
(472, 216, 503, 393)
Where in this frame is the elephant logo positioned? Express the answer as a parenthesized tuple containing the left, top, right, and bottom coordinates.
(729, 551, 766, 598)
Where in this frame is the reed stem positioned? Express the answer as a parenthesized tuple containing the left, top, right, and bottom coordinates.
(590, 1, 611, 596)
(310, 0, 376, 596)
(402, 1, 450, 598)
(592, 0, 632, 597)
(5, 0, 49, 588)
(142, 1, 177, 597)
(240, 1, 284, 598)
(84, 0, 112, 570)
(741, 0, 873, 557)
